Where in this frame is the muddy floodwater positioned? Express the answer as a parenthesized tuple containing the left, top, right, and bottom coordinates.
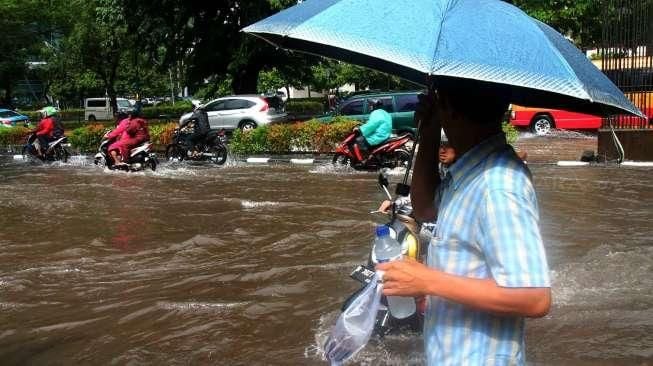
(0, 134, 651, 365)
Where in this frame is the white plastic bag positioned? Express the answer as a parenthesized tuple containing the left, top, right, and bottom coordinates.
(324, 272, 383, 365)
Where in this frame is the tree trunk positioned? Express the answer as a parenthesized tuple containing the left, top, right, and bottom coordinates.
(285, 85, 290, 100)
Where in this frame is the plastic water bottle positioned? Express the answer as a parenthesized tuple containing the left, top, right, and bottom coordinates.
(373, 225, 416, 319)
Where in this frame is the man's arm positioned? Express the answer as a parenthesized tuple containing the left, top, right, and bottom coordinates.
(378, 259, 551, 317)
(358, 112, 381, 137)
(410, 95, 440, 222)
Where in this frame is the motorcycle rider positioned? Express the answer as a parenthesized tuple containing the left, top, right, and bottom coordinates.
(106, 104, 150, 166)
(179, 103, 210, 156)
(33, 106, 61, 157)
(352, 99, 392, 161)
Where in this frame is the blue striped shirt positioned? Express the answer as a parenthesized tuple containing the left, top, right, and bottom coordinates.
(424, 133, 550, 366)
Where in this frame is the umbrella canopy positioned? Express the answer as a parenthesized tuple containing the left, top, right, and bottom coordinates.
(243, 0, 644, 118)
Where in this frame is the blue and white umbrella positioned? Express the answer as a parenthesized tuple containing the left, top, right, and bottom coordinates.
(243, 0, 644, 117)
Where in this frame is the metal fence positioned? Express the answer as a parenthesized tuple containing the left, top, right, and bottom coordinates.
(600, 0, 653, 129)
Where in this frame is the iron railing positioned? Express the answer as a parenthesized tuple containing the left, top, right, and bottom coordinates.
(600, 0, 653, 129)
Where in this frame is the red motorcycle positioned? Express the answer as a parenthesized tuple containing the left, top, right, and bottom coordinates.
(332, 130, 414, 170)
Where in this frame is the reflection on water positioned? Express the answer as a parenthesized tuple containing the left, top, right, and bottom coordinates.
(0, 136, 652, 365)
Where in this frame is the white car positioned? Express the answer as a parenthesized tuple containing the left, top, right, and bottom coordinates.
(179, 95, 287, 131)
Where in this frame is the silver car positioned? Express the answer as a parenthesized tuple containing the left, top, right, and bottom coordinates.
(179, 95, 287, 131)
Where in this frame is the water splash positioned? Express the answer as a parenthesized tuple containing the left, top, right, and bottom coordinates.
(241, 200, 281, 209)
(156, 301, 249, 312)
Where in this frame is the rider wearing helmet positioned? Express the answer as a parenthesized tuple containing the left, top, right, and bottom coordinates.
(33, 106, 61, 157)
(179, 103, 210, 155)
(106, 104, 150, 165)
(353, 99, 392, 156)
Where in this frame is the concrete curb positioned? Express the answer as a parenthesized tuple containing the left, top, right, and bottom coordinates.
(622, 161, 653, 167)
(557, 161, 590, 167)
(243, 155, 332, 165)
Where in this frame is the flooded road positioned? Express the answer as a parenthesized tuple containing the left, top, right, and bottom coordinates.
(0, 135, 652, 365)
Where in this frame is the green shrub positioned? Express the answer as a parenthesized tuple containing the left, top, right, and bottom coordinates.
(286, 100, 325, 115)
(318, 119, 361, 152)
(68, 124, 107, 152)
(19, 109, 85, 122)
(229, 117, 361, 155)
(266, 124, 293, 153)
(230, 126, 269, 155)
(59, 109, 84, 121)
(290, 120, 323, 151)
(290, 97, 325, 104)
(65, 121, 176, 152)
(142, 104, 193, 120)
(502, 122, 519, 144)
(22, 111, 40, 121)
(0, 127, 31, 146)
(149, 122, 178, 146)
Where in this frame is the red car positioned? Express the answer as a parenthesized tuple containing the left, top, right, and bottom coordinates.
(511, 92, 653, 135)
(509, 105, 602, 135)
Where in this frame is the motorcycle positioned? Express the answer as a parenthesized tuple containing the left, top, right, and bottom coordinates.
(94, 131, 158, 171)
(165, 125, 228, 165)
(332, 130, 413, 170)
(22, 133, 71, 162)
(342, 171, 435, 337)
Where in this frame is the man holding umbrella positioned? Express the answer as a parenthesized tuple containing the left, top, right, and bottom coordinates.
(377, 85, 551, 365)
(243, 0, 644, 363)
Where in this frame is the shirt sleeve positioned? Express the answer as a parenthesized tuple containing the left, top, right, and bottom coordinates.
(478, 185, 551, 288)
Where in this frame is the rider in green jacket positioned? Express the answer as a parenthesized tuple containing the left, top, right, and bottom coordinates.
(354, 99, 392, 154)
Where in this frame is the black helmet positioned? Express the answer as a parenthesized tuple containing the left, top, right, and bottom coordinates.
(115, 109, 129, 121)
(368, 98, 383, 111)
(129, 102, 143, 118)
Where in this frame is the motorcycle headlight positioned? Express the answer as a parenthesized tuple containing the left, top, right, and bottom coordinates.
(402, 233, 419, 260)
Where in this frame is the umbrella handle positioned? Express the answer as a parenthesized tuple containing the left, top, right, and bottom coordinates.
(401, 80, 437, 187)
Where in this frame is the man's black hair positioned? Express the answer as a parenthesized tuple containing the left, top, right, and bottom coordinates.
(437, 80, 510, 126)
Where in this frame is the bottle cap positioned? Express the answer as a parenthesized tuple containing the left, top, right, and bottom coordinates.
(375, 225, 390, 237)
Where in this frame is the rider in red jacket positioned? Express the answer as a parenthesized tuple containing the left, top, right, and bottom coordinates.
(107, 107, 150, 165)
(34, 107, 57, 157)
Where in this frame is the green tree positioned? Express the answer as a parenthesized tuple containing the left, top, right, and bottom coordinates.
(511, 0, 604, 49)
(0, 0, 45, 106)
(122, 0, 307, 94)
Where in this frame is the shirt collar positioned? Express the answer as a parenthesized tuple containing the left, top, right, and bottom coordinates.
(446, 132, 508, 190)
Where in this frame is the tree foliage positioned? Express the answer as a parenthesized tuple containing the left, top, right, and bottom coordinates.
(121, 0, 304, 94)
(511, 0, 604, 49)
(4, 0, 643, 109)
(0, 0, 44, 106)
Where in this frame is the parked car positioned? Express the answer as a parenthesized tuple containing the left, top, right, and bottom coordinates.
(318, 91, 420, 135)
(0, 109, 30, 127)
(178, 95, 288, 131)
(509, 104, 602, 135)
(85, 98, 132, 121)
